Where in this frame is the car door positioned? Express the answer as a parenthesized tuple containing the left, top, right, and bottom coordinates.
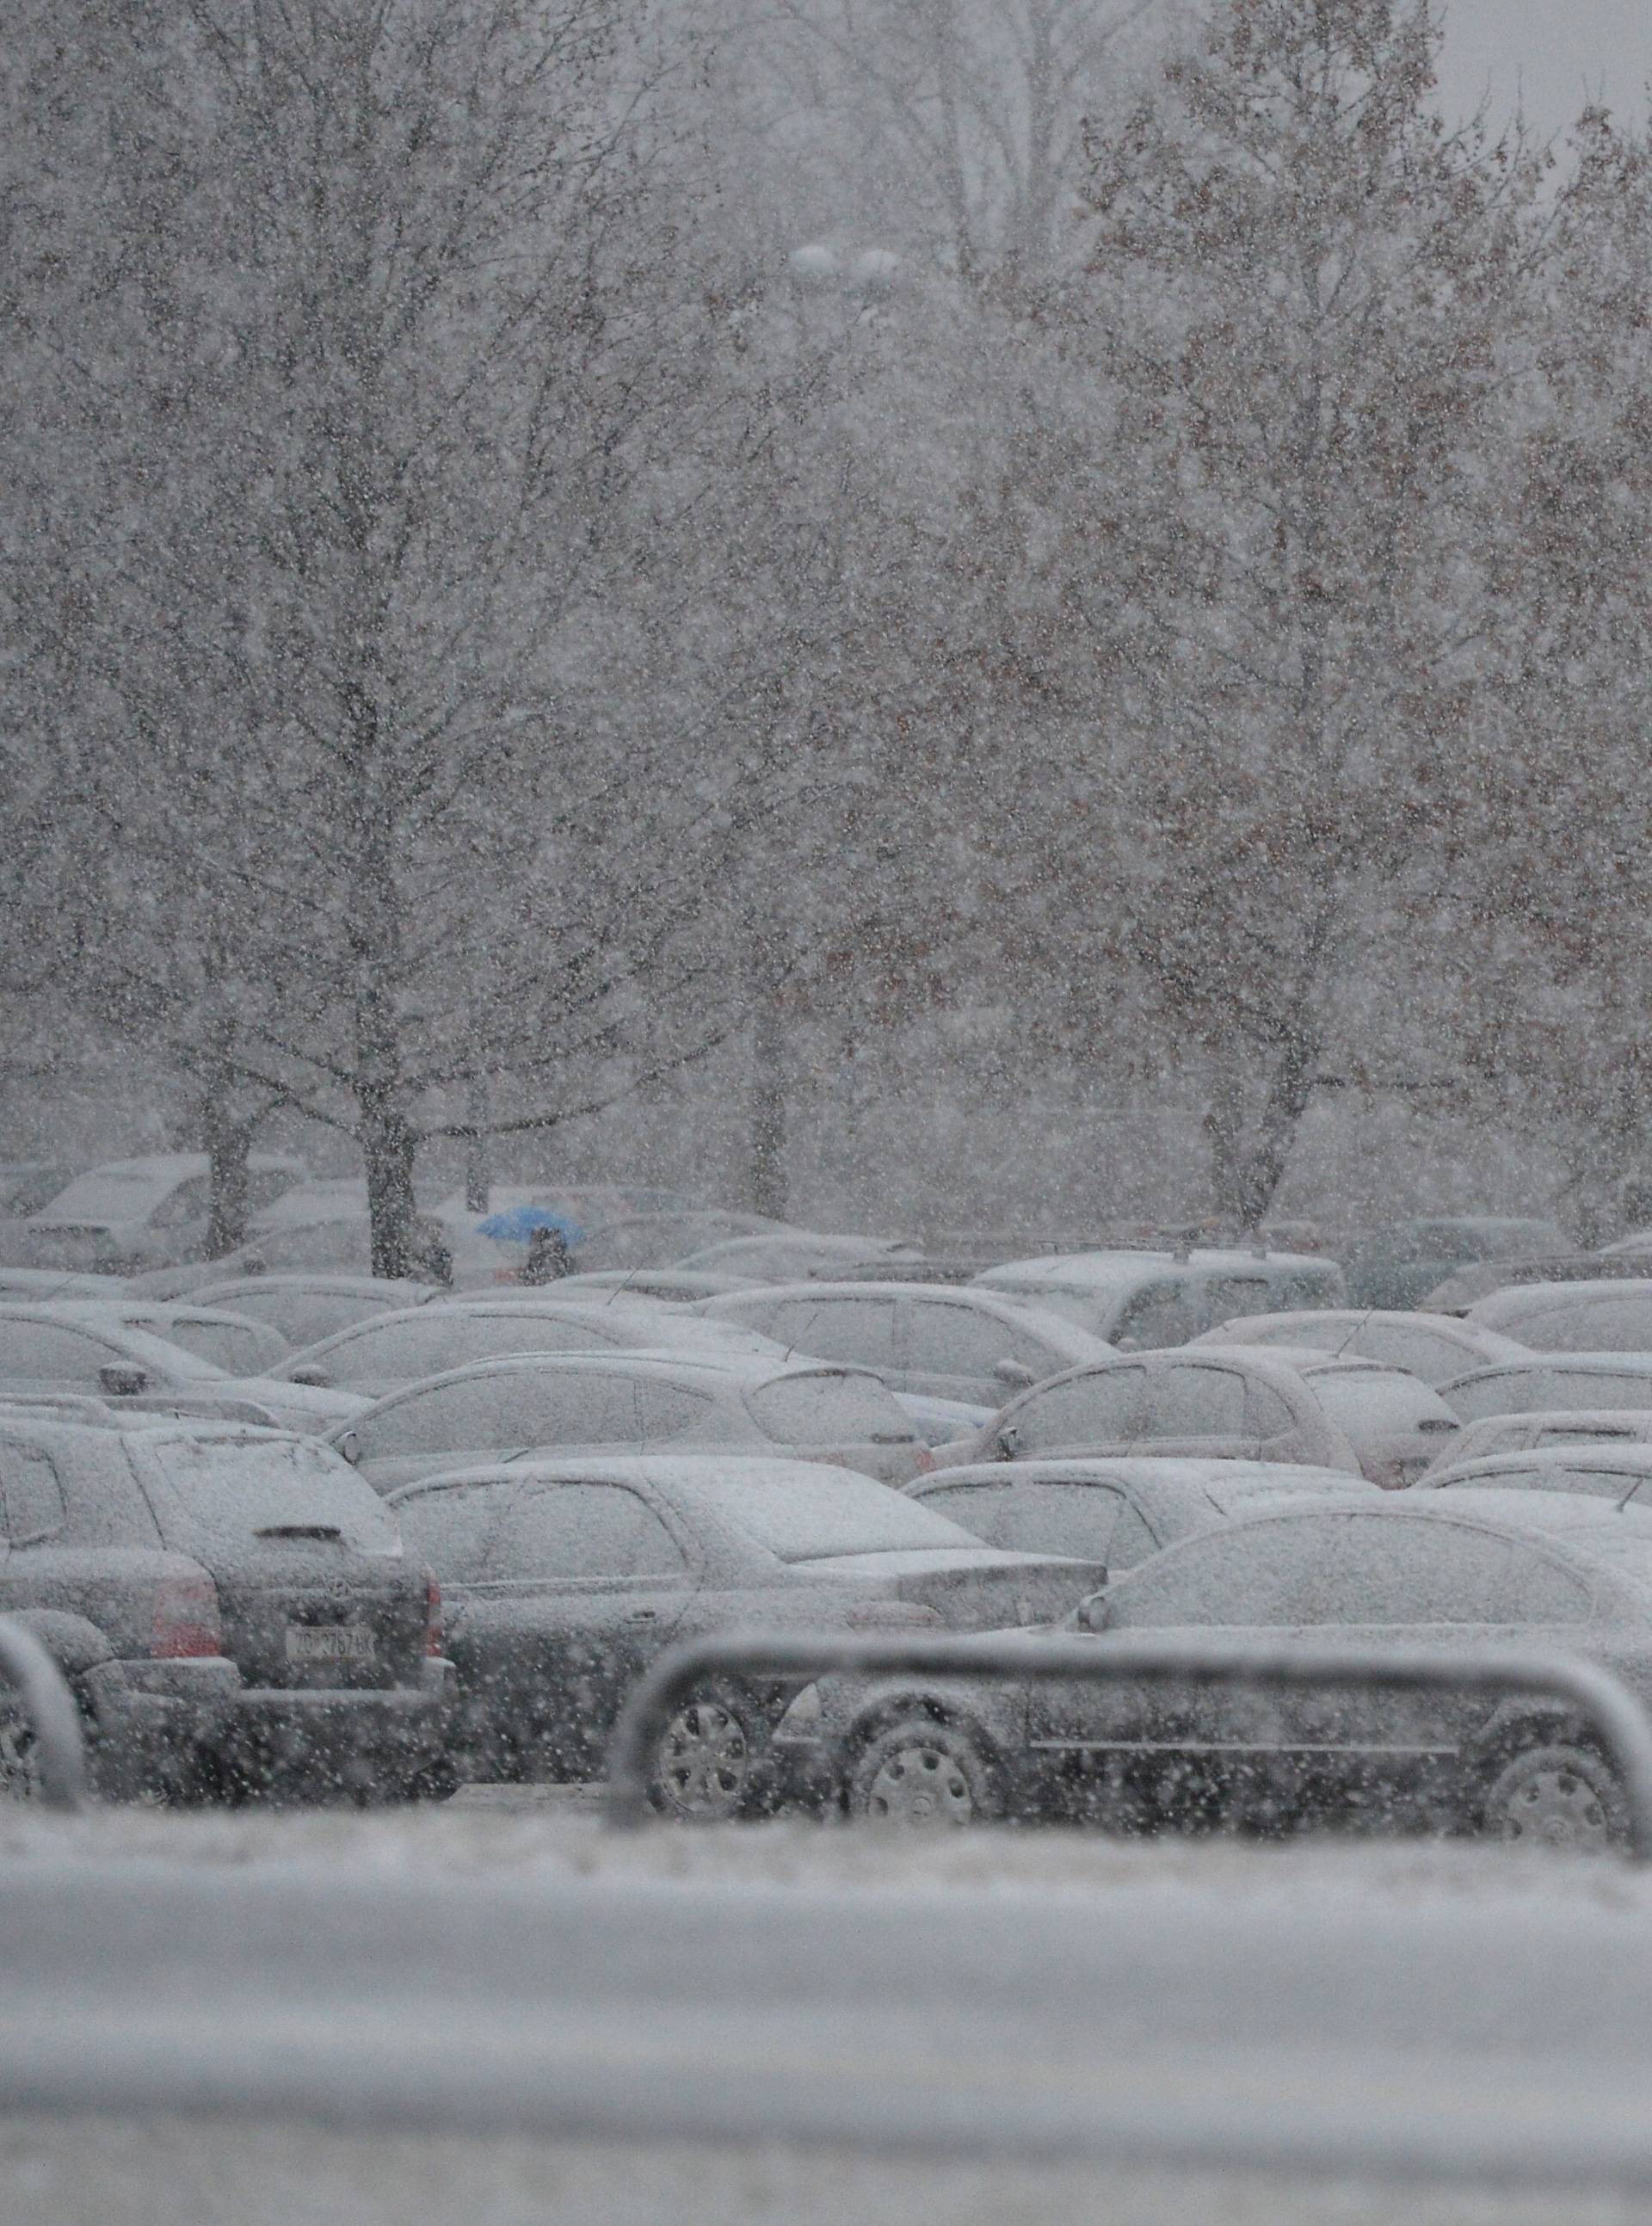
(896, 1299, 1057, 1403)
(1001, 1366, 1150, 1458)
(1135, 1360, 1260, 1458)
(458, 1479, 694, 1779)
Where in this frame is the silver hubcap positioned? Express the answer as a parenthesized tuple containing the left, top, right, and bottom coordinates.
(0, 1717, 40, 1804)
(1502, 1765, 1610, 1850)
(866, 1742, 975, 1826)
(656, 1700, 749, 1820)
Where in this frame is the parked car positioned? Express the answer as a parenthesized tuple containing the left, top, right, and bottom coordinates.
(802, 1493, 1652, 1846)
(1343, 1217, 1568, 1310)
(1440, 1355, 1652, 1421)
(22, 1153, 311, 1274)
(1464, 1279, 1652, 1353)
(1416, 1446, 1652, 1502)
(1192, 1308, 1531, 1387)
(271, 1297, 791, 1398)
(905, 1457, 1378, 1565)
(931, 1349, 1365, 1477)
(388, 1453, 1106, 1816)
(1421, 1255, 1652, 1311)
(0, 1268, 131, 1300)
(971, 1248, 1345, 1349)
(1421, 1409, 1652, 1473)
(694, 1282, 1114, 1405)
(0, 1305, 365, 1434)
(676, 1233, 928, 1283)
(571, 1212, 792, 1273)
(0, 1413, 452, 1801)
(331, 1353, 930, 1494)
(184, 1274, 443, 1349)
(49, 1301, 289, 1377)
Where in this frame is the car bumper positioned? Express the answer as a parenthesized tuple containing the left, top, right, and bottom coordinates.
(79, 1657, 455, 1802)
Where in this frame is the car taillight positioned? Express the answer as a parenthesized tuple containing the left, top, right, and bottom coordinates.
(424, 1573, 444, 1657)
(151, 1575, 223, 1659)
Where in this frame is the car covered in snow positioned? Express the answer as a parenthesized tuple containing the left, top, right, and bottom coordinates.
(1192, 1308, 1531, 1386)
(971, 1248, 1345, 1349)
(22, 1153, 310, 1274)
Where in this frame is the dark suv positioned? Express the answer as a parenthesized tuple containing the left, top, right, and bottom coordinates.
(0, 1412, 453, 1801)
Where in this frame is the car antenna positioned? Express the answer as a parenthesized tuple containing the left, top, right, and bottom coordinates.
(1328, 1309, 1377, 1360)
(782, 1307, 823, 1366)
(603, 1261, 650, 1309)
(1616, 1473, 1646, 1513)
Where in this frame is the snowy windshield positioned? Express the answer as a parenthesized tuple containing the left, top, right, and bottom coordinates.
(142, 1437, 402, 1557)
(683, 1467, 981, 1562)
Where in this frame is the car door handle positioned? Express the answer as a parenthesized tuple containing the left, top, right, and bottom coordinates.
(627, 1607, 660, 1623)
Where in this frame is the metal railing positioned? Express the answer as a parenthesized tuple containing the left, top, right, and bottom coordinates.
(0, 1617, 86, 1811)
(605, 1629, 1652, 1853)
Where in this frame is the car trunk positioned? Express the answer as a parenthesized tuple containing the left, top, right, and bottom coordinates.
(208, 1536, 427, 1692)
(797, 1548, 1108, 1628)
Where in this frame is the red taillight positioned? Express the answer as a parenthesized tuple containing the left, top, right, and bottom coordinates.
(151, 1575, 223, 1660)
(913, 1446, 937, 1476)
(424, 1573, 444, 1657)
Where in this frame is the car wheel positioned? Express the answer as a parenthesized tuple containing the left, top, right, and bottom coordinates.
(0, 1711, 41, 1803)
(649, 1688, 756, 1822)
(848, 1717, 1000, 1828)
(1482, 1742, 1627, 1853)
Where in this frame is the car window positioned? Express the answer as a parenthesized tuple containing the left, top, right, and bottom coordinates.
(141, 1435, 399, 1556)
(1279, 1271, 1343, 1307)
(1008, 1483, 1125, 1560)
(1201, 1277, 1272, 1326)
(1246, 1378, 1296, 1436)
(902, 1302, 1053, 1377)
(1146, 1364, 1248, 1437)
(1351, 1325, 1457, 1382)
(634, 1382, 718, 1441)
(1014, 1368, 1149, 1452)
(1446, 1370, 1544, 1420)
(488, 1483, 687, 1582)
(748, 1371, 912, 1446)
(314, 1312, 615, 1386)
(1435, 1464, 1546, 1493)
(0, 1442, 66, 1543)
(392, 1483, 502, 1582)
(152, 1316, 287, 1374)
(1106, 1518, 1330, 1625)
(1314, 1515, 1590, 1624)
(1547, 1370, 1652, 1410)
(148, 1176, 212, 1229)
(0, 1322, 122, 1386)
(1513, 1298, 1652, 1353)
(914, 1482, 1015, 1546)
(1111, 1283, 1195, 1350)
(1560, 1464, 1652, 1500)
(755, 1298, 899, 1370)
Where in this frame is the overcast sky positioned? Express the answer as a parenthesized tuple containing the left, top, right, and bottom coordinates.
(1436, 0, 1652, 142)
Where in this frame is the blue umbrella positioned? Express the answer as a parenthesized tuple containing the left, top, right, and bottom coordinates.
(473, 1205, 586, 1245)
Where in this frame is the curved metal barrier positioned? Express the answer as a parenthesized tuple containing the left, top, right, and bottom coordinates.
(0, 1617, 86, 1811)
(604, 1629, 1652, 1853)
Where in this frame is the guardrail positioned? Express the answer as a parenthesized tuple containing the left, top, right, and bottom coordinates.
(604, 1630, 1652, 1853)
(0, 1617, 86, 1811)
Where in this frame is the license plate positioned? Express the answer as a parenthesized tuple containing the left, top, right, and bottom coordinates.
(285, 1623, 376, 1663)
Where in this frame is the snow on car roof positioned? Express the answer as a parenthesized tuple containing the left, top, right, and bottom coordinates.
(981, 1248, 1335, 1290)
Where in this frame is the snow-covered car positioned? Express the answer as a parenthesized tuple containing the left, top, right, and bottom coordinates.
(270, 1297, 792, 1398)
(1342, 1217, 1568, 1310)
(694, 1281, 1115, 1404)
(0, 1304, 365, 1434)
(1440, 1355, 1652, 1421)
(905, 1455, 1378, 1564)
(22, 1153, 311, 1274)
(331, 1353, 931, 1494)
(676, 1232, 928, 1282)
(1191, 1308, 1531, 1386)
(1421, 1409, 1652, 1472)
(1464, 1279, 1652, 1353)
(388, 1453, 1106, 1815)
(931, 1348, 1366, 1478)
(971, 1248, 1345, 1349)
(44, 1301, 288, 1377)
(1415, 1445, 1652, 1502)
(802, 1493, 1652, 1845)
(184, 1274, 444, 1349)
(1193, 1346, 1463, 1487)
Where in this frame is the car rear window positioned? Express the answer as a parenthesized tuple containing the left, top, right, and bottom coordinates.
(141, 1437, 402, 1557)
(747, 1371, 916, 1446)
(687, 1467, 979, 1563)
(1306, 1367, 1458, 1435)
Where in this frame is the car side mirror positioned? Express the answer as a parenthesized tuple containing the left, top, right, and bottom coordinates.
(287, 1365, 333, 1388)
(993, 1359, 1036, 1390)
(995, 1422, 1021, 1459)
(1077, 1586, 1112, 1634)
(99, 1365, 148, 1398)
(336, 1429, 361, 1466)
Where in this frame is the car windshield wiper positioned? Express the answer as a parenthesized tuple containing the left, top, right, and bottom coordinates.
(254, 1524, 343, 1542)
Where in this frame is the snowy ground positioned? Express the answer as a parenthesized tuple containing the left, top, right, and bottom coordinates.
(5, 1797, 1652, 2224)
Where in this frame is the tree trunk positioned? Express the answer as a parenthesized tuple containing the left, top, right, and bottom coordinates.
(749, 985, 789, 1222)
(465, 1071, 490, 1216)
(198, 1014, 254, 1257)
(361, 1096, 419, 1279)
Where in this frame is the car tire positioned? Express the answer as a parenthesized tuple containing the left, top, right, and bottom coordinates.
(847, 1715, 1001, 1828)
(648, 1686, 760, 1822)
(1482, 1741, 1628, 1853)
